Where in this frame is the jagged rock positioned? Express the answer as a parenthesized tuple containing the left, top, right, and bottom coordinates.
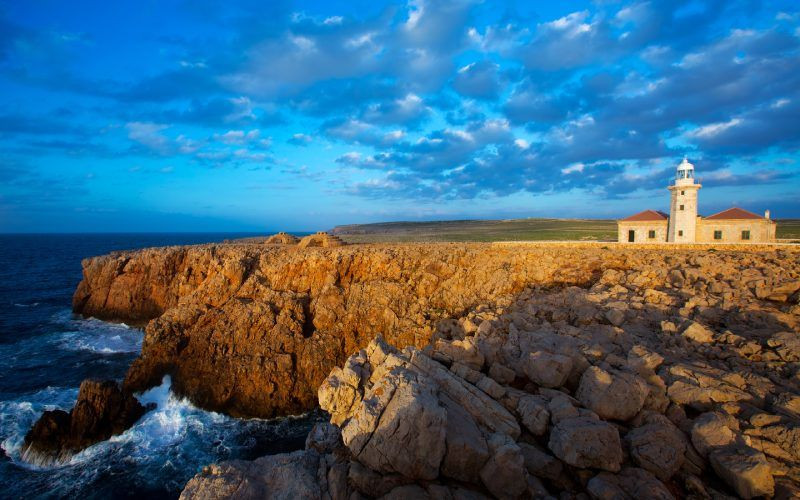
(479, 434, 527, 499)
(773, 392, 800, 420)
(666, 363, 756, 411)
(576, 366, 648, 421)
(519, 442, 563, 481)
(709, 444, 774, 499)
(691, 411, 739, 458)
(681, 322, 715, 343)
(68, 241, 800, 497)
(517, 395, 550, 436)
(524, 351, 573, 388)
(440, 394, 490, 482)
(548, 416, 623, 472)
(626, 414, 686, 481)
(22, 379, 147, 464)
(343, 366, 446, 480)
(435, 337, 485, 370)
(488, 363, 516, 385)
(587, 467, 674, 500)
(180, 449, 326, 500)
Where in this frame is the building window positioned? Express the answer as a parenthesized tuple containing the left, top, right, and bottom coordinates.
(741, 230, 750, 240)
(628, 230, 635, 242)
(678, 230, 683, 237)
(714, 230, 722, 240)
(648, 230, 656, 239)
(681, 190, 685, 195)
(679, 204, 684, 210)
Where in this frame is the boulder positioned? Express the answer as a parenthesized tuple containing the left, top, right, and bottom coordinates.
(479, 434, 527, 499)
(524, 351, 573, 388)
(576, 366, 648, 421)
(344, 366, 447, 480)
(691, 411, 739, 458)
(517, 395, 550, 436)
(22, 379, 147, 465)
(440, 394, 490, 483)
(548, 416, 623, 472)
(681, 322, 714, 343)
(709, 444, 774, 499)
(587, 467, 674, 500)
(180, 449, 325, 500)
(519, 442, 563, 480)
(626, 415, 686, 481)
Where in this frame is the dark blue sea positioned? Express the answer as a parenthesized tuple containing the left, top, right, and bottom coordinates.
(0, 234, 318, 499)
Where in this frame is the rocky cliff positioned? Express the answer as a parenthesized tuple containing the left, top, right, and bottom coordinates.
(72, 242, 625, 418)
(174, 243, 800, 499)
(36, 241, 800, 496)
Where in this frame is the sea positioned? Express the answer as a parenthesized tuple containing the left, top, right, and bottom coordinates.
(0, 233, 320, 499)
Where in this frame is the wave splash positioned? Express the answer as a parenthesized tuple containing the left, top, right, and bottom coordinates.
(1, 377, 318, 497)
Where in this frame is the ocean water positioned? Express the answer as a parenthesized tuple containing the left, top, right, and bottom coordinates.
(0, 234, 320, 499)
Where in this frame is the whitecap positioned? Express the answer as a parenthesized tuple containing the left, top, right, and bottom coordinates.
(56, 316, 142, 354)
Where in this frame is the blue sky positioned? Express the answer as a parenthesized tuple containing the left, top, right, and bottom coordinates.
(1, 0, 798, 232)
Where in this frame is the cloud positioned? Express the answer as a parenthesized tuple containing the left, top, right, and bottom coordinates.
(214, 129, 260, 145)
(287, 133, 313, 146)
(126, 122, 171, 153)
(452, 60, 502, 99)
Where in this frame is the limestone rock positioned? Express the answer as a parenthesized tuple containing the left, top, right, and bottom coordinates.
(587, 467, 674, 500)
(480, 434, 527, 499)
(548, 416, 623, 472)
(180, 449, 325, 500)
(709, 444, 774, 499)
(517, 395, 550, 436)
(440, 394, 490, 482)
(519, 442, 563, 481)
(22, 379, 147, 464)
(691, 411, 739, 458)
(681, 322, 715, 343)
(344, 366, 446, 480)
(626, 415, 686, 481)
(524, 351, 573, 388)
(576, 366, 648, 421)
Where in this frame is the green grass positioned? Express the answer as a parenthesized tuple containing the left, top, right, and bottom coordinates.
(331, 218, 618, 243)
(331, 218, 800, 244)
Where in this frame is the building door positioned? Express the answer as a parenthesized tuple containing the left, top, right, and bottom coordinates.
(628, 230, 635, 242)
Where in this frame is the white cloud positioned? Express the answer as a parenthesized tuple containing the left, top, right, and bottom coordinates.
(687, 118, 743, 138)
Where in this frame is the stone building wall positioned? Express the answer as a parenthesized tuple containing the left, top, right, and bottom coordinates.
(617, 221, 668, 243)
(696, 219, 776, 243)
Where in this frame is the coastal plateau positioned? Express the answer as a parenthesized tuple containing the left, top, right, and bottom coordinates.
(25, 241, 800, 497)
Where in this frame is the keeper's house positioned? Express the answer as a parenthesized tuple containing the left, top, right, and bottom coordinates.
(618, 158, 776, 244)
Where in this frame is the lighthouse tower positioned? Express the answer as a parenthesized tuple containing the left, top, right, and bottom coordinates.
(667, 157, 701, 243)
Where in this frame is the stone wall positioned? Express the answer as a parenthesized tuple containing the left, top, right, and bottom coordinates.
(697, 218, 777, 244)
(617, 221, 668, 243)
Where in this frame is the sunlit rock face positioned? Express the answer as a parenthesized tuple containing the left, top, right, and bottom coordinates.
(71, 242, 799, 421)
(66, 240, 800, 497)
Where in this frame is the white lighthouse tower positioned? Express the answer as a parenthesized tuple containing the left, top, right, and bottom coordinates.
(667, 157, 701, 243)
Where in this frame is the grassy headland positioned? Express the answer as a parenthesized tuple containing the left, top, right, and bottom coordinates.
(330, 218, 617, 243)
(330, 218, 800, 243)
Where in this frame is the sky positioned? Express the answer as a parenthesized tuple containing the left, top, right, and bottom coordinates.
(0, 0, 799, 232)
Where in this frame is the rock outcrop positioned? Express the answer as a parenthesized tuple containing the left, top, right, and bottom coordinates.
(57, 240, 800, 496)
(22, 379, 147, 465)
(172, 241, 799, 499)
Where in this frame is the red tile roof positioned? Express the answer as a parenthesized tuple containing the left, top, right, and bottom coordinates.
(704, 207, 763, 220)
(620, 209, 669, 222)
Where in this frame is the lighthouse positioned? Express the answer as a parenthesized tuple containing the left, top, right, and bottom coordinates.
(667, 157, 701, 243)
